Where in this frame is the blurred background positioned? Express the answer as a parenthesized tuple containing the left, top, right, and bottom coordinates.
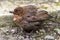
(0, 0, 60, 40)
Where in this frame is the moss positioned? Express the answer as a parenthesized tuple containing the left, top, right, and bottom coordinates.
(40, 6, 48, 9)
(11, 22, 19, 27)
(57, 17, 60, 22)
(55, 2, 60, 6)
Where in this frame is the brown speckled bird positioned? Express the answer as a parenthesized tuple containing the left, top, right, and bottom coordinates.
(9, 5, 52, 33)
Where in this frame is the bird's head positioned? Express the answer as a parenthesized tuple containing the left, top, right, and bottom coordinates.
(9, 7, 24, 16)
(9, 7, 23, 21)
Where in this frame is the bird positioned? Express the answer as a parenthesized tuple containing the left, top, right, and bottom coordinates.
(9, 5, 53, 33)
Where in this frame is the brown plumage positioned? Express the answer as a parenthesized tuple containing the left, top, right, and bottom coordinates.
(36, 10, 52, 21)
(9, 5, 52, 33)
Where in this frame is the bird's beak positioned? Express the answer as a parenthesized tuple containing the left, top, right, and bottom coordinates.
(9, 11, 14, 13)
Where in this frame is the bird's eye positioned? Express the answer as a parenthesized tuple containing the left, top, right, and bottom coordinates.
(27, 16, 30, 17)
(14, 9, 18, 12)
(14, 10, 17, 12)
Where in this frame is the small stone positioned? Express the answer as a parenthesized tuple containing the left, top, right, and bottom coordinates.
(54, 28, 60, 35)
(44, 35, 55, 40)
(11, 28, 17, 34)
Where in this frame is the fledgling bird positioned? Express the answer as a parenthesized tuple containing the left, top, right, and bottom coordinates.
(9, 5, 38, 33)
(9, 5, 53, 33)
